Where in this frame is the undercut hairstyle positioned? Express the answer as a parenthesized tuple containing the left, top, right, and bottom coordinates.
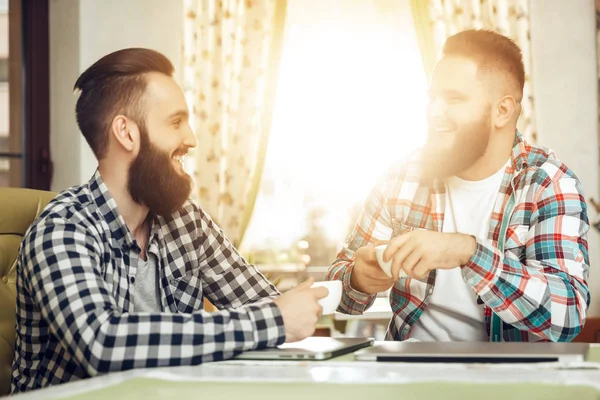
(442, 29, 525, 103)
(73, 48, 174, 159)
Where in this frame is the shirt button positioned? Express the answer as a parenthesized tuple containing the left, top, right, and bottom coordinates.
(428, 287, 434, 295)
(130, 276, 135, 284)
(1, 276, 8, 284)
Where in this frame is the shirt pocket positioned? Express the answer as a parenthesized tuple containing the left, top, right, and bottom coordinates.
(391, 218, 425, 237)
(169, 273, 205, 314)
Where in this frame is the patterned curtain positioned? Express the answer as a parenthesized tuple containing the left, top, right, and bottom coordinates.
(182, 0, 287, 246)
(410, 0, 536, 142)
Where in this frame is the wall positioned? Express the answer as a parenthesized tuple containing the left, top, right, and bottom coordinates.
(49, 0, 183, 191)
(49, 0, 80, 191)
(530, 0, 600, 316)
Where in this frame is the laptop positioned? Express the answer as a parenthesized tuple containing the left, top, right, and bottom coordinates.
(236, 337, 374, 361)
(354, 341, 589, 363)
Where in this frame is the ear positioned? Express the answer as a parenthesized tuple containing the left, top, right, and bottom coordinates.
(110, 115, 140, 154)
(492, 95, 517, 129)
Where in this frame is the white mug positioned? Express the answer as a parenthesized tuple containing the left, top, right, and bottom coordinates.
(311, 280, 342, 315)
(375, 244, 407, 279)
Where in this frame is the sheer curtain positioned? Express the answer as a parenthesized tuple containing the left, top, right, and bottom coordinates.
(182, 0, 287, 246)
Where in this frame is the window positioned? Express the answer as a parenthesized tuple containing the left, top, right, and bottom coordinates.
(241, 0, 428, 269)
(0, 0, 51, 189)
(0, 0, 14, 186)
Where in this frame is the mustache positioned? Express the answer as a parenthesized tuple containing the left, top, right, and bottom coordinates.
(172, 147, 190, 157)
(427, 120, 457, 131)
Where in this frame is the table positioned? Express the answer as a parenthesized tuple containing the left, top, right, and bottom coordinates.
(12, 344, 600, 399)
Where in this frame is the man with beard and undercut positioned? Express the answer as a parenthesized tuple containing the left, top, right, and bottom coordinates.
(12, 48, 327, 393)
(328, 29, 590, 343)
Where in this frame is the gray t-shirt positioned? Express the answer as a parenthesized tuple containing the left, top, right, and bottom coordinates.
(133, 254, 162, 312)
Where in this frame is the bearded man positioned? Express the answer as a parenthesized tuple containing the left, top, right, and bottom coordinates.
(327, 30, 590, 343)
(12, 48, 327, 393)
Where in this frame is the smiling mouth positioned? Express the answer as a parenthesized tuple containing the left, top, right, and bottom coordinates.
(172, 151, 187, 168)
(428, 126, 457, 138)
(429, 123, 456, 132)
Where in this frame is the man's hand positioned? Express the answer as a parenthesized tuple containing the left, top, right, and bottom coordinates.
(382, 231, 477, 280)
(273, 278, 328, 343)
(350, 244, 396, 295)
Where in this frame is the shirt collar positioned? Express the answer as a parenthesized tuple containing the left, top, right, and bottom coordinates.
(509, 130, 529, 173)
(88, 169, 138, 250)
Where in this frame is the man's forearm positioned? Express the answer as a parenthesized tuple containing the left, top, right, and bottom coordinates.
(457, 233, 477, 266)
(45, 302, 286, 376)
(327, 260, 376, 315)
(461, 239, 588, 341)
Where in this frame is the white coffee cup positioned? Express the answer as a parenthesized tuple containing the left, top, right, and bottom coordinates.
(375, 244, 407, 279)
(311, 280, 342, 315)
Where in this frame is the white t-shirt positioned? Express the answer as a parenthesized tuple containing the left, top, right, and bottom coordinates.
(409, 162, 508, 342)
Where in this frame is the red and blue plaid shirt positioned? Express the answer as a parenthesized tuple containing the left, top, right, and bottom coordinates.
(327, 132, 590, 342)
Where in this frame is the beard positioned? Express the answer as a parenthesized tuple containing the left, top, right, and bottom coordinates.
(128, 124, 192, 218)
(421, 108, 491, 181)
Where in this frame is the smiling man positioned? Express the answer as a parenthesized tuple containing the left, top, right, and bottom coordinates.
(12, 48, 327, 393)
(328, 30, 590, 343)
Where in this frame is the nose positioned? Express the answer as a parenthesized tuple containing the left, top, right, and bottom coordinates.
(426, 96, 446, 121)
(183, 123, 197, 149)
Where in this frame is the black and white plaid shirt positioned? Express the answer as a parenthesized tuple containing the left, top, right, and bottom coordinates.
(11, 170, 285, 393)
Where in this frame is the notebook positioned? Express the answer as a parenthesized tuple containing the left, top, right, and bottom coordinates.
(353, 341, 589, 363)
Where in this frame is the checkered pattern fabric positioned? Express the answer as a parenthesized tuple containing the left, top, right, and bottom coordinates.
(328, 132, 590, 342)
(12, 170, 285, 393)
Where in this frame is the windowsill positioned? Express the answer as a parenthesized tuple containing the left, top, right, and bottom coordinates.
(255, 263, 305, 274)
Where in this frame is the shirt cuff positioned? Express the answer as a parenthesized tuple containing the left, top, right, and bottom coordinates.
(246, 302, 286, 349)
(342, 262, 377, 307)
(461, 239, 501, 296)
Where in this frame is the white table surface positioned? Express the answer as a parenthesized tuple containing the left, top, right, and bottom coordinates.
(12, 344, 600, 399)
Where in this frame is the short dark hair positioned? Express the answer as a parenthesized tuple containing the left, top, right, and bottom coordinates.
(73, 48, 174, 159)
(442, 29, 525, 102)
